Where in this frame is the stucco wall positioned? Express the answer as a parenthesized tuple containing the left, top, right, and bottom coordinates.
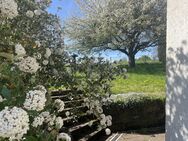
(166, 0, 188, 140)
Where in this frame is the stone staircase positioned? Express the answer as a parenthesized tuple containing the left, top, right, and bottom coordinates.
(51, 90, 108, 141)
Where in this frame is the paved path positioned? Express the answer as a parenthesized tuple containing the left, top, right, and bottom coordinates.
(106, 133, 165, 141)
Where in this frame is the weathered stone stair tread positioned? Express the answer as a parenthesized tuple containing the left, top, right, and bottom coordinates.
(51, 95, 82, 99)
(78, 128, 103, 141)
(52, 89, 105, 141)
(69, 119, 99, 132)
(63, 105, 86, 111)
(51, 90, 83, 96)
(64, 99, 84, 104)
(62, 113, 88, 121)
(51, 95, 70, 98)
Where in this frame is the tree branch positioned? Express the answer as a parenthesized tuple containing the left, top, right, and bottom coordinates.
(133, 40, 158, 54)
(104, 46, 129, 55)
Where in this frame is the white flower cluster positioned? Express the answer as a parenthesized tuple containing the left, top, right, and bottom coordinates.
(26, 10, 34, 18)
(0, 107, 29, 140)
(56, 133, 71, 141)
(26, 9, 43, 18)
(54, 99, 65, 112)
(34, 9, 43, 16)
(99, 114, 112, 127)
(84, 99, 103, 115)
(42, 60, 49, 65)
(0, 0, 18, 19)
(44, 48, 52, 58)
(32, 111, 64, 130)
(15, 56, 40, 74)
(40, 111, 51, 122)
(35, 40, 41, 47)
(54, 47, 64, 55)
(105, 128, 111, 135)
(23, 85, 47, 111)
(47, 115, 64, 130)
(14, 43, 40, 73)
(0, 95, 4, 102)
(33, 52, 42, 60)
(15, 44, 26, 56)
(55, 117, 64, 129)
(32, 115, 44, 127)
(84, 98, 112, 131)
(42, 48, 52, 65)
(32, 111, 51, 128)
(65, 111, 70, 117)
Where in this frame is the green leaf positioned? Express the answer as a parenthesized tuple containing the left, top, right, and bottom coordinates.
(26, 136, 38, 141)
(1, 86, 11, 99)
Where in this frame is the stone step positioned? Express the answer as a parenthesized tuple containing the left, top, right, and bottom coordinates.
(69, 119, 99, 132)
(51, 90, 105, 141)
(78, 128, 103, 141)
(63, 105, 86, 112)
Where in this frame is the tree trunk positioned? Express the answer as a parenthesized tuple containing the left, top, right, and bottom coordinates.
(128, 54, 136, 68)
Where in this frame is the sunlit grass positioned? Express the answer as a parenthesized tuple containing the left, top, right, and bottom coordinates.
(111, 61, 166, 94)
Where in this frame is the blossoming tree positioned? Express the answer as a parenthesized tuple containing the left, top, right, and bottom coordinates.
(64, 0, 166, 67)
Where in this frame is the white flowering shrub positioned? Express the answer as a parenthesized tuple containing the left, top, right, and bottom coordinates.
(0, 0, 126, 140)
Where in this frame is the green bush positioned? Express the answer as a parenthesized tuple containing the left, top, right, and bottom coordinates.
(103, 93, 165, 131)
(137, 55, 152, 63)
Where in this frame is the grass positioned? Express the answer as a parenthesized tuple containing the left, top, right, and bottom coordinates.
(111, 61, 166, 94)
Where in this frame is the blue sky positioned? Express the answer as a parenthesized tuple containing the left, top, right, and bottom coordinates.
(48, 0, 155, 60)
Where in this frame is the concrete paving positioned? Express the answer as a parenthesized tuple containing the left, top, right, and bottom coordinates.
(106, 133, 165, 141)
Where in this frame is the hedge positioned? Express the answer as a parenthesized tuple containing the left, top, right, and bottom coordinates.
(103, 93, 165, 131)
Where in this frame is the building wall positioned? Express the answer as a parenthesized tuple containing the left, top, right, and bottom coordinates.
(166, 0, 188, 140)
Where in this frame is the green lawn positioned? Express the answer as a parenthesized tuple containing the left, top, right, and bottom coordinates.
(111, 61, 166, 94)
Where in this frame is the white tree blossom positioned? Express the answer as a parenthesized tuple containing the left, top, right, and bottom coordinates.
(65, 0, 166, 67)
